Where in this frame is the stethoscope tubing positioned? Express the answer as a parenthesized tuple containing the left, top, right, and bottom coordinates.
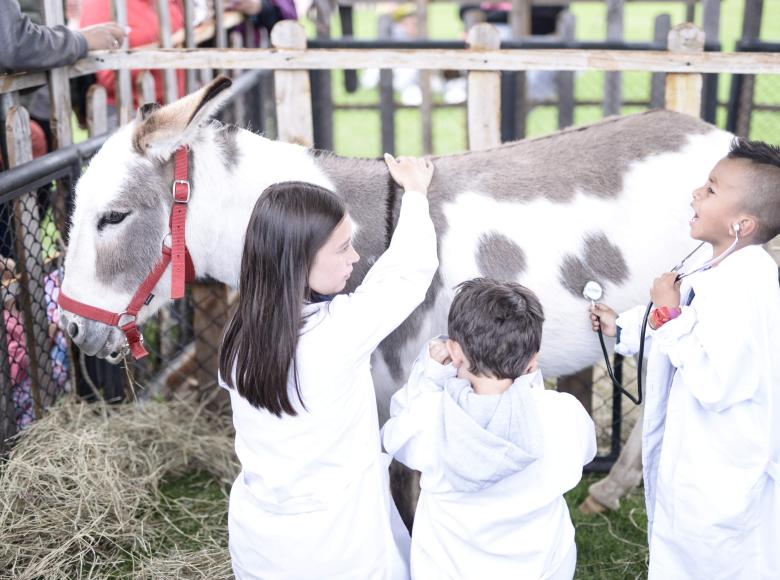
(595, 235, 739, 406)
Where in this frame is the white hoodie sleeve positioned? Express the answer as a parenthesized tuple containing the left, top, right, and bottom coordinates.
(328, 191, 438, 363)
(382, 344, 454, 474)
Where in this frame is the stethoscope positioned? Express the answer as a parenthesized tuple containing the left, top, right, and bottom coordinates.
(582, 223, 742, 405)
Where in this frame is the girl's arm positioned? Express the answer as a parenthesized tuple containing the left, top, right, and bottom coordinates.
(329, 156, 438, 362)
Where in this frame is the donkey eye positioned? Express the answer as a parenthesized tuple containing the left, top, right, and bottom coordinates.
(97, 211, 131, 231)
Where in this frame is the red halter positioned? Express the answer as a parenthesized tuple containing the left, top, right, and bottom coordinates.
(58, 147, 196, 359)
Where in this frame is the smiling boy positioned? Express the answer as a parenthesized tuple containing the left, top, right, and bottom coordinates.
(590, 138, 780, 580)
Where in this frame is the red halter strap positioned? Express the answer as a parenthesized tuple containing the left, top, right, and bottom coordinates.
(58, 147, 195, 359)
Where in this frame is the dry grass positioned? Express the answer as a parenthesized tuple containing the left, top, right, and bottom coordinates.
(0, 397, 238, 579)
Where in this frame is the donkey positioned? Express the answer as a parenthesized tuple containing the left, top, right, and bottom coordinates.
(59, 77, 732, 512)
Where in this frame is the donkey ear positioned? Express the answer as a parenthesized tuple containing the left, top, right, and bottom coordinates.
(137, 102, 162, 122)
(131, 76, 233, 161)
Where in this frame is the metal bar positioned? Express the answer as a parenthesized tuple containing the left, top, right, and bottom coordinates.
(378, 14, 395, 156)
(700, 0, 721, 122)
(0, 136, 108, 201)
(557, 11, 575, 128)
(650, 14, 671, 109)
(610, 353, 624, 461)
(603, 0, 624, 116)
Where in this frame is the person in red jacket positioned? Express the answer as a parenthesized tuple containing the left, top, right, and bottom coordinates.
(79, 0, 186, 108)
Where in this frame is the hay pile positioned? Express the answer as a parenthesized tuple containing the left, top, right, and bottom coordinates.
(0, 397, 239, 579)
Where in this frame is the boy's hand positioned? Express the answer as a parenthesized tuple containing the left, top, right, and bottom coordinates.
(590, 303, 618, 337)
(384, 154, 434, 196)
(650, 272, 681, 309)
(429, 339, 451, 365)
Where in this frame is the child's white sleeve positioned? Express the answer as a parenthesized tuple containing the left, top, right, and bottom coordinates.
(382, 345, 453, 473)
(328, 192, 438, 363)
(615, 305, 655, 357)
(653, 303, 758, 412)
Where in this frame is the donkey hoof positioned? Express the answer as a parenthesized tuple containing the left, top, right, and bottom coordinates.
(578, 494, 609, 515)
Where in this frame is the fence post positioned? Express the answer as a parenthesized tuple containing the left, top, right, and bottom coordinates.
(111, 0, 133, 125)
(86, 85, 109, 137)
(5, 107, 51, 417)
(271, 22, 314, 147)
(156, 0, 179, 104)
(42, 0, 74, 147)
(603, 0, 624, 117)
(467, 24, 502, 151)
(137, 71, 157, 107)
(665, 24, 704, 117)
(229, 31, 247, 128)
(556, 11, 576, 129)
(650, 14, 671, 109)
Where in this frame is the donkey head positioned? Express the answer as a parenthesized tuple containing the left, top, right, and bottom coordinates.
(60, 76, 233, 360)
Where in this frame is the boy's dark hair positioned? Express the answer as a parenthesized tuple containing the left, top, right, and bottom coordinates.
(448, 278, 544, 380)
(727, 138, 780, 244)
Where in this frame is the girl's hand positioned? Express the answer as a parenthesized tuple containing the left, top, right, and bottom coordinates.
(590, 303, 618, 337)
(650, 272, 681, 309)
(384, 154, 434, 196)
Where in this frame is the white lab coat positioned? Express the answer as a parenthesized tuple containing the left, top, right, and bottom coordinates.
(382, 344, 596, 579)
(615, 245, 780, 580)
(222, 191, 438, 580)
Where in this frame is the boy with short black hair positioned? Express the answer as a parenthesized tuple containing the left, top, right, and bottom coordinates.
(383, 278, 596, 580)
(590, 137, 780, 579)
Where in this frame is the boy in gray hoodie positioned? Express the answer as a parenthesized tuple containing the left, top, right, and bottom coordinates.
(383, 278, 596, 580)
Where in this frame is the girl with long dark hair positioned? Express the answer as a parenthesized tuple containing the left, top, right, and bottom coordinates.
(219, 155, 437, 579)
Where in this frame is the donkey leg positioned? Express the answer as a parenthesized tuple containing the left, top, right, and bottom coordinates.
(579, 403, 644, 513)
(389, 460, 420, 531)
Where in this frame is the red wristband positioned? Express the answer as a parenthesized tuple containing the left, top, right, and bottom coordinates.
(650, 306, 681, 329)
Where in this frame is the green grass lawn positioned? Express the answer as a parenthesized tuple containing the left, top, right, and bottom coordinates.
(308, 0, 780, 157)
(567, 475, 649, 579)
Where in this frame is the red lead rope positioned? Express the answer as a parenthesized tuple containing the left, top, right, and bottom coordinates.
(57, 147, 195, 360)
